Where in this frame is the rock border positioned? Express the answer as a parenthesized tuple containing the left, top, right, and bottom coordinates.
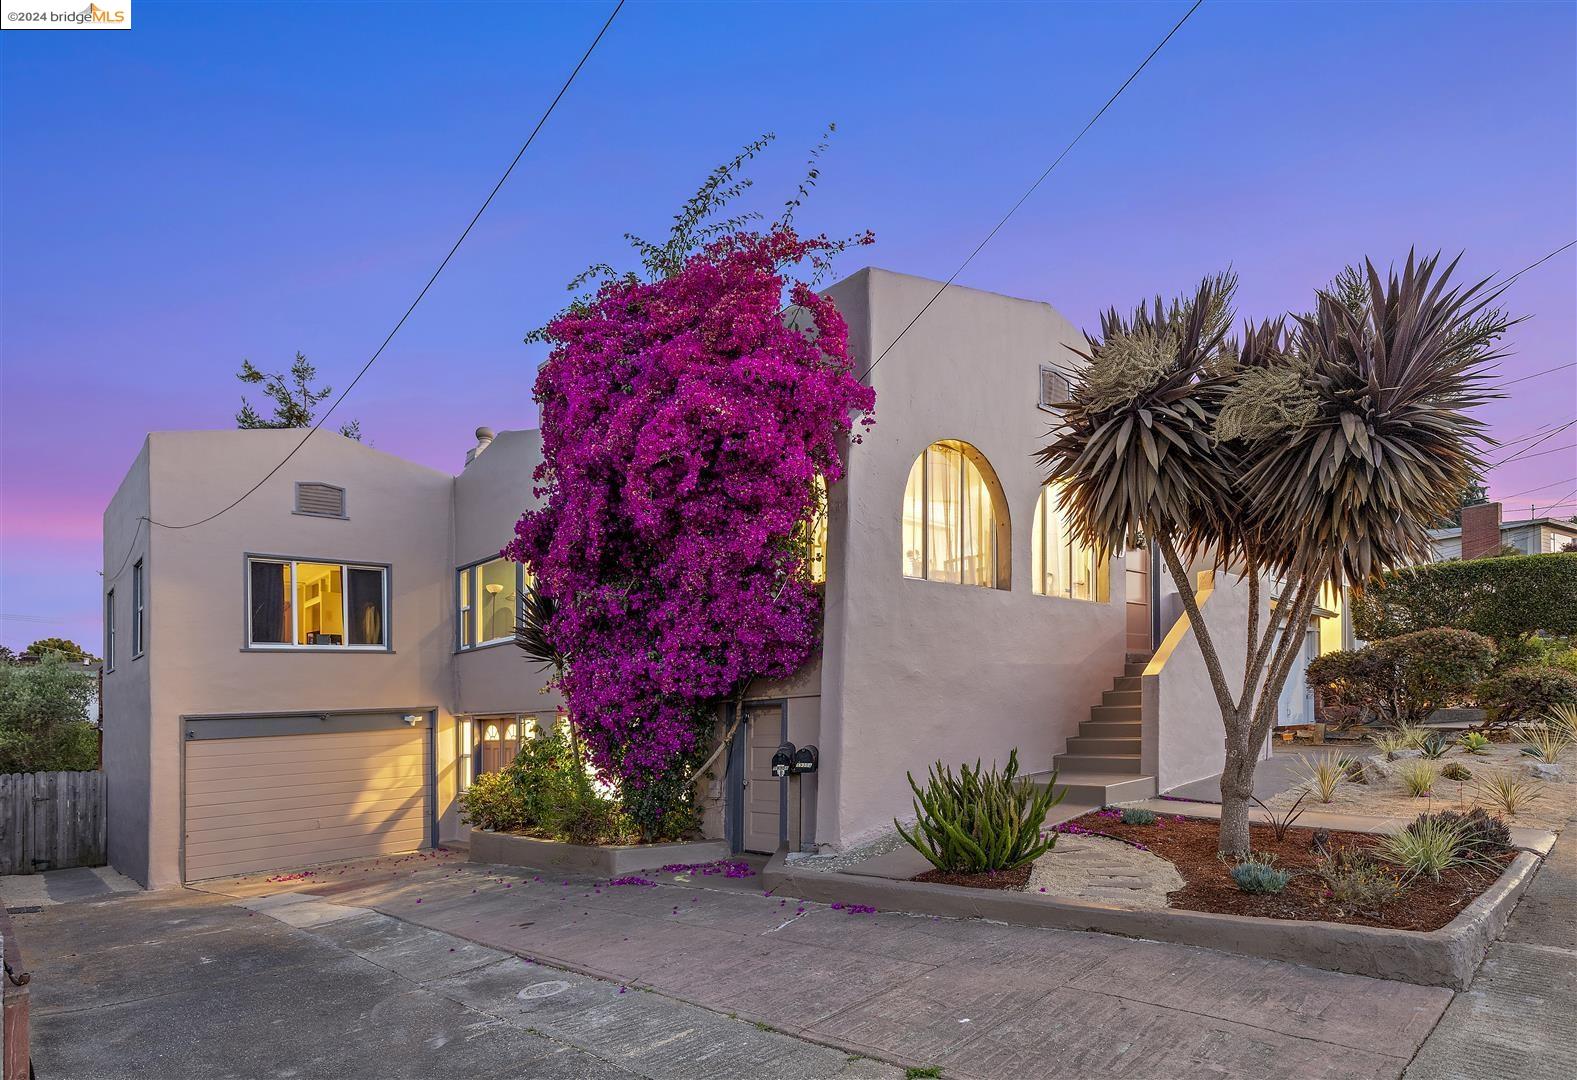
(469, 830, 730, 876)
(764, 845, 1542, 989)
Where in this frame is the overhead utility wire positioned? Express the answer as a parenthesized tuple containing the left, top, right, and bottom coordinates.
(103, 0, 625, 586)
(859, 0, 1205, 380)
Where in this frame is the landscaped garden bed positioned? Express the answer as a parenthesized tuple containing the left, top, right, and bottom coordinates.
(1045, 810, 1513, 931)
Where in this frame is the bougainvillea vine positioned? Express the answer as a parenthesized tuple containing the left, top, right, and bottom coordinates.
(506, 225, 875, 807)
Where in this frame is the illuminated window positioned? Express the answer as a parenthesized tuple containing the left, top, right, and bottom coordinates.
(246, 557, 387, 648)
(901, 440, 1004, 588)
(463, 714, 545, 782)
(455, 557, 530, 650)
(805, 475, 829, 585)
(1032, 484, 1109, 602)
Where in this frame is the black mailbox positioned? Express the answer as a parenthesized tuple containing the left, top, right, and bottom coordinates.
(791, 745, 818, 774)
(771, 742, 796, 779)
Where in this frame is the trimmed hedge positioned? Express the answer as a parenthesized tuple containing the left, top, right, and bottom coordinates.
(1351, 552, 1577, 649)
(1306, 628, 1496, 727)
(1476, 665, 1577, 727)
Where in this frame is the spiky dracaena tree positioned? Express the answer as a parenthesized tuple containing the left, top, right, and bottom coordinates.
(1039, 253, 1507, 854)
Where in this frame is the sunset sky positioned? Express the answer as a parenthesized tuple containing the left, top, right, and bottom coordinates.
(2, 0, 1574, 653)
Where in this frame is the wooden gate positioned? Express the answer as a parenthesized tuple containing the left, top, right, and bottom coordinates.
(0, 771, 108, 875)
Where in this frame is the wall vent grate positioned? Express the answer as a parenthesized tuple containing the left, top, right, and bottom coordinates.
(1038, 365, 1071, 412)
(294, 482, 346, 518)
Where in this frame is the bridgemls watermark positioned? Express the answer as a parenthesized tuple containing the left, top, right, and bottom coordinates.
(2, 1, 131, 29)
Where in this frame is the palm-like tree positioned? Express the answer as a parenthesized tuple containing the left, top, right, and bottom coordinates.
(514, 578, 589, 789)
(1040, 254, 1506, 854)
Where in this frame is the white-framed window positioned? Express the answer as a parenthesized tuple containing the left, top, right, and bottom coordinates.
(131, 560, 145, 658)
(455, 557, 529, 651)
(1032, 483, 1109, 602)
(105, 589, 116, 673)
(245, 557, 389, 649)
(901, 440, 1006, 588)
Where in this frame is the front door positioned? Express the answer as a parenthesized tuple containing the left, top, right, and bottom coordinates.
(740, 703, 785, 854)
(1124, 547, 1152, 654)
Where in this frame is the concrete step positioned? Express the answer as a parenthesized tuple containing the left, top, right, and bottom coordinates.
(1029, 769, 1157, 807)
(1123, 663, 1148, 678)
(1112, 675, 1142, 692)
(1090, 704, 1142, 723)
(1080, 719, 1141, 738)
(1053, 752, 1143, 775)
(1125, 652, 1154, 666)
(1065, 736, 1140, 756)
(1102, 689, 1142, 707)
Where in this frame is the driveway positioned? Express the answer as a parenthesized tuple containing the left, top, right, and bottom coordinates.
(14, 850, 1458, 1080)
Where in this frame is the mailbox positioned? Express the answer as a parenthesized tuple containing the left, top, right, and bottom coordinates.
(771, 742, 796, 779)
(791, 745, 818, 774)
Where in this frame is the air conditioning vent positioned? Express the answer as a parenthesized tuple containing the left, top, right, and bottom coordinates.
(294, 482, 346, 518)
(1038, 365, 1071, 412)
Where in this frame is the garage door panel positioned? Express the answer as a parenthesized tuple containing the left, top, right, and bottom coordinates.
(186, 738, 426, 769)
(183, 794, 427, 838)
(183, 774, 427, 809)
(183, 727, 430, 882)
(185, 757, 426, 787)
(185, 832, 427, 882)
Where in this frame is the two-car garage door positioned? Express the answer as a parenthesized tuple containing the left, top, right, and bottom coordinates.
(183, 723, 430, 882)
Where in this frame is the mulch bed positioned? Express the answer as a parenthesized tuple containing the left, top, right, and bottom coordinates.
(1060, 810, 1513, 931)
(913, 863, 1032, 891)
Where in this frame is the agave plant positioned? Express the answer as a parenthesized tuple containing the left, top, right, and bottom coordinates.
(895, 750, 1064, 874)
(1039, 254, 1508, 855)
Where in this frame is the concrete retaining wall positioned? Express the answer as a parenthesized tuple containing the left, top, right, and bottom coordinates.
(764, 849, 1542, 989)
(469, 831, 730, 876)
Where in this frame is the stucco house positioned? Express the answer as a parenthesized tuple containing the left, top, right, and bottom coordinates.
(102, 268, 1334, 888)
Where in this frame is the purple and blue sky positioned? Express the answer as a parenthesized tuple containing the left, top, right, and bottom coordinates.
(2, 0, 1574, 654)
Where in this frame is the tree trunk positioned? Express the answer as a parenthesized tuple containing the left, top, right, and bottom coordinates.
(1217, 725, 1257, 856)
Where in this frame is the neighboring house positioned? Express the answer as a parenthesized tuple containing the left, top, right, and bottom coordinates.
(102, 267, 1302, 888)
(1427, 510, 1577, 561)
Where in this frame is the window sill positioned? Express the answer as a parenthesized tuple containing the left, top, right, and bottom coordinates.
(454, 638, 516, 655)
(240, 645, 396, 654)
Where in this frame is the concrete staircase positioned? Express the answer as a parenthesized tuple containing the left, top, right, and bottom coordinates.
(1030, 653, 1158, 809)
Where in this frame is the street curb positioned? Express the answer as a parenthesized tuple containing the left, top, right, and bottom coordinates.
(763, 847, 1543, 989)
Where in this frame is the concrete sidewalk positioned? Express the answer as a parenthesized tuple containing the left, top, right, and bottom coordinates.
(1404, 814, 1577, 1079)
(199, 855, 1454, 1079)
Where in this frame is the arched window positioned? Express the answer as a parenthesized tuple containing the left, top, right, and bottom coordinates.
(901, 440, 1008, 588)
(1032, 483, 1109, 602)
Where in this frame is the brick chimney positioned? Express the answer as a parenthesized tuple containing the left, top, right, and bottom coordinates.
(1460, 501, 1503, 560)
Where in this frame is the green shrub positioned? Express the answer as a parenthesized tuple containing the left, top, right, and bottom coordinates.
(895, 749, 1063, 873)
(549, 788, 629, 846)
(1415, 808, 1509, 853)
(1308, 630, 1495, 728)
(1477, 665, 1577, 728)
(1230, 854, 1292, 894)
(1120, 807, 1158, 825)
(1351, 552, 1577, 656)
(1376, 816, 1484, 881)
(1315, 849, 1401, 914)
(1440, 762, 1472, 782)
(458, 771, 532, 833)
(0, 653, 100, 773)
(1457, 731, 1491, 754)
(459, 724, 631, 843)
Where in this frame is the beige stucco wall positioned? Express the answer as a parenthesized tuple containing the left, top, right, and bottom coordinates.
(818, 269, 1127, 850)
(101, 440, 153, 885)
(106, 430, 456, 887)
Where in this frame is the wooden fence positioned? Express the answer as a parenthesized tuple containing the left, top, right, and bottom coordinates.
(0, 771, 107, 875)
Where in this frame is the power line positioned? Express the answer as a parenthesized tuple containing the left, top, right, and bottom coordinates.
(1486, 442, 1575, 468)
(859, 0, 1205, 380)
(1496, 238, 1577, 290)
(103, 0, 624, 583)
(1496, 361, 1577, 389)
(1498, 475, 1577, 501)
(1488, 419, 1577, 468)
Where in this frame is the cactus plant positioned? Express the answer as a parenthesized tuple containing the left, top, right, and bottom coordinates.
(895, 750, 1064, 873)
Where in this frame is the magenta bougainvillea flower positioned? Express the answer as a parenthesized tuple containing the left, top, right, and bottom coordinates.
(507, 226, 875, 787)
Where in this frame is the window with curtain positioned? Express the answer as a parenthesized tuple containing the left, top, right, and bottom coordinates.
(246, 557, 388, 648)
(1032, 483, 1109, 602)
(455, 557, 529, 650)
(901, 440, 1000, 587)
